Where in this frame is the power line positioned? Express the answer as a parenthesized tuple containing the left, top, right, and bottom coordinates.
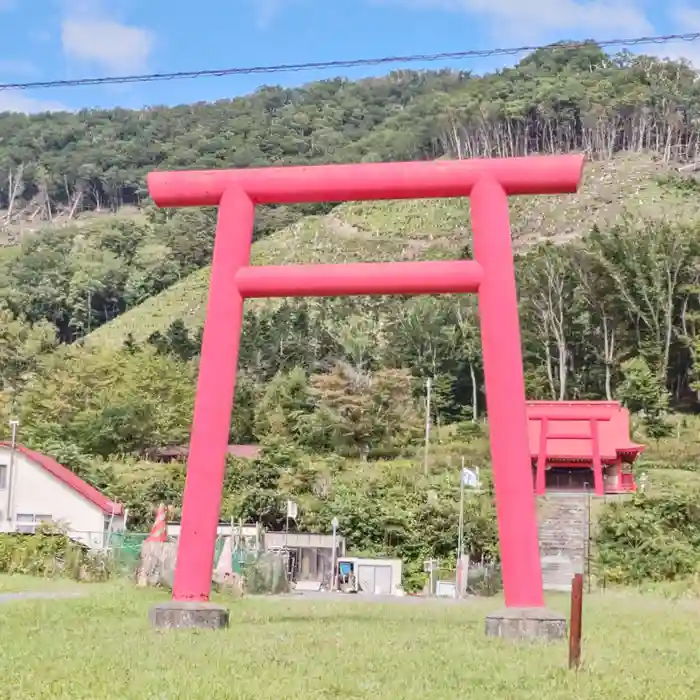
(1, 31, 699, 92)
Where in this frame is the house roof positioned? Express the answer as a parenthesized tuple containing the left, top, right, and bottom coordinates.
(526, 401, 645, 463)
(0, 442, 124, 516)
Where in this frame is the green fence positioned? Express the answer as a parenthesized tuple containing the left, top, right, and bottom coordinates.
(106, 532, 260, 577)
(107, 532, 146, 574)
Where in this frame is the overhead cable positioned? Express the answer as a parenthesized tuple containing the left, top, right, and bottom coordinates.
(1, 32, 698, 92)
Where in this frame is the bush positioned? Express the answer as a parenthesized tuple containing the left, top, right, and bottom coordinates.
(0, 523, 111, 581)
(453, 421, 484, 442)
(595, 493, 700, 584)
(637, 460, 700, 472)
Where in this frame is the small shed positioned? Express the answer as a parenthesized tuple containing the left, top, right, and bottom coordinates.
(264, 531, 345, 585)
(526, 401, 644, 496)
(338, 556, 403, 596)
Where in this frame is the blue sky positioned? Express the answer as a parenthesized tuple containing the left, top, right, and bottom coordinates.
(1, 0, 699, 113)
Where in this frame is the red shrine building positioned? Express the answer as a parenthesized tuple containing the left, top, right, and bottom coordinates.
(526, 401, 644, 496)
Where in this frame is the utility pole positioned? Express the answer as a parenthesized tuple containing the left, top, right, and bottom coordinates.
(456, 460, 481, 598)
(423, 377, 432, 476)
(458, 457, 465, 559)
(7, 419, 19, 528)
(457, 457, 465, 596)
(330, 516, 339, 591)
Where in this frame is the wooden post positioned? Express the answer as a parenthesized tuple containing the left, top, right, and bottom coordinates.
(569, 573, 583, 670)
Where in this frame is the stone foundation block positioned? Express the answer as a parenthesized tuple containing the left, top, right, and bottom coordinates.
(148, 600, 229, 630)
(485, 607, 566, 641)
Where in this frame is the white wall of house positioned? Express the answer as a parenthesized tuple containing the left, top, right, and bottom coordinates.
(166, 523, 258, 539)
(0, 448, 125, 549)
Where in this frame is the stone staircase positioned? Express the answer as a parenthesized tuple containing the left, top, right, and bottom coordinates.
(537, 493, 590, 592)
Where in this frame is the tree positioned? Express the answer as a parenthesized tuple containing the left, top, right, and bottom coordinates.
(147, 319, 200, 361)
(589, 221, 696, 380)
(0, 304, 57, 400)
(306, 363, 422, 458)
(221, 438, 305, 529)
(575, 243, 628, 400)
(452, 296, 482, 419)
(18, 346, 195, 457)
(520, 244, 578, 400)
(254, 367, 313, 442)
(617, 356, 672, 439)
(67, 235, 125, 337)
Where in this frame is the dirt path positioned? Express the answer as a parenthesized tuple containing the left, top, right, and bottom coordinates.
(0, 591, 83, 604)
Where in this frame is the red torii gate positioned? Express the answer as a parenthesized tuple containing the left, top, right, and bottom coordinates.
(147, 154, 585, 629)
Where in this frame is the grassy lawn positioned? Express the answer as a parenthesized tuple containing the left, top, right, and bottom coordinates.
(0, 580, 698, 700)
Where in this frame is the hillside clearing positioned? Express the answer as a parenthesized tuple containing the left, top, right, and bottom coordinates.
(86, 154, 697, 348)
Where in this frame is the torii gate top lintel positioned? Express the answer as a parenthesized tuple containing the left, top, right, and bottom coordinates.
(147, 154, 585, 208)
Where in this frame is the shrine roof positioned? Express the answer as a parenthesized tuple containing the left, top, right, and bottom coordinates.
(526, 401, 645, 463)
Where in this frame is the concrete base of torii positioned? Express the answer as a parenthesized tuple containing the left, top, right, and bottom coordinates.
(149, 601, 229, 630)
(485, 607, 567, 641)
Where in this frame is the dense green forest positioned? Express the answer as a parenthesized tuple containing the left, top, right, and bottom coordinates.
(3, 42, 700, 589)
(4, 42, 700, 236)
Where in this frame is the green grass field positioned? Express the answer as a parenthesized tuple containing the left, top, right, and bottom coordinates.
(0, 578, 698, 700)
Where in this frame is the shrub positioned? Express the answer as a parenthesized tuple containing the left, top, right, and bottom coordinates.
(595, 493, 700, 584)
(0, 523, 111, 581)
(453, 421, 484, 442)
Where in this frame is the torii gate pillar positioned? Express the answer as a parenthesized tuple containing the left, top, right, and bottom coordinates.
(146, 154, 584, 639)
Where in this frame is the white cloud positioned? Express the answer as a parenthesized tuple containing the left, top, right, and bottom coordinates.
(60, 1, 154, 73)
(0, 92, 69, 114)
(245, 0, 313, 28)
(368, 1, 700, 67)
(649, 4, 700, 66)
(253, 0, 284, 27)
(371, 0, 653, 42)
(671, 0, 700, 23)
(61, 18, 154, 73)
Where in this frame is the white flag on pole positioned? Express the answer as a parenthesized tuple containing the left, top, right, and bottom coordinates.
(461, 467, 480, 489)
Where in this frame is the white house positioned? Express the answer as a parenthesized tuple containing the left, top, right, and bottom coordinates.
(0, 442, 126, 549)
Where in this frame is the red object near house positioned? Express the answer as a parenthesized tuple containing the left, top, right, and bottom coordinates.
(526, 401, 644, 496)
(145, 503, 168, 543)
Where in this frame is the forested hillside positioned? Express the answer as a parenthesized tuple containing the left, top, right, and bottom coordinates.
(0, 69, 467, 239)
(4, 42, 700, 236)
(3, 42, 700, 588)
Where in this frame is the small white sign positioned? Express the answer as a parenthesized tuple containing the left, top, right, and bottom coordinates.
(461, 467, 481, 489)
(286, 500, 298, 519)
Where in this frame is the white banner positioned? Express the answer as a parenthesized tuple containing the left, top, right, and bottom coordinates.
(461, 467, 480, 489)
